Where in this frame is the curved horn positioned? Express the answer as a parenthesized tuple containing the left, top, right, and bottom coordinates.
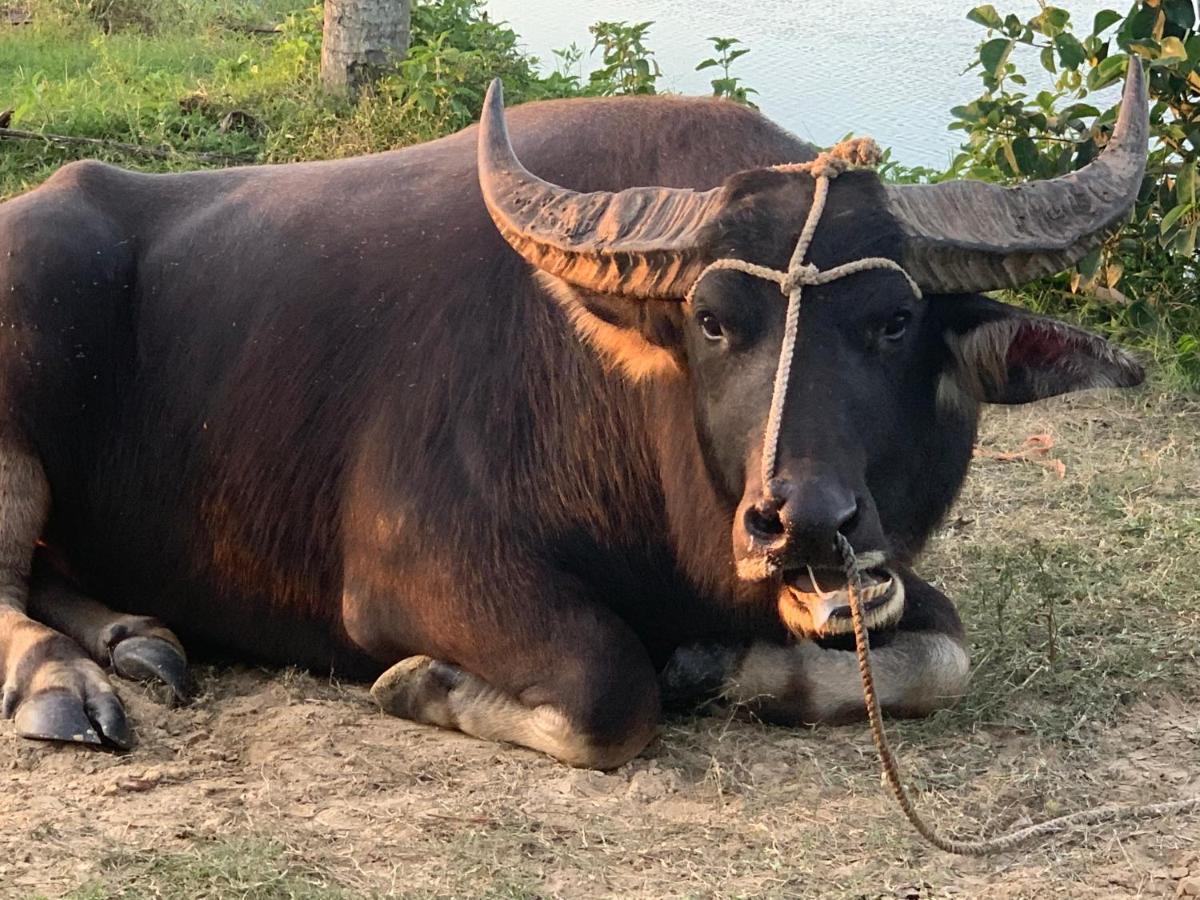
(477, 79, 725, 298)
(885, 58, 1149, 294)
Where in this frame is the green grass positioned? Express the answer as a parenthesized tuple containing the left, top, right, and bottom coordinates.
(0, 0, 305, 195)
(64, 838, 351, 900)
(0, 0, 579, 200)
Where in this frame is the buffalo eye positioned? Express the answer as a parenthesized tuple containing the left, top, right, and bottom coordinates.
(882, 309, 912, 342)
(697, 310, 724, 342)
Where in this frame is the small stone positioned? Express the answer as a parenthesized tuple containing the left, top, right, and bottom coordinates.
(1171, 868, 1191, 880)
(1176, 877, 1200, 897)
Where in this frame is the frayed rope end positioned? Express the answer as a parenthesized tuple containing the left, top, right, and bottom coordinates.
(772, 136, 883, 179)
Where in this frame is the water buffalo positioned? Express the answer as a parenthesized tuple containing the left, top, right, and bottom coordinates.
(0, 63, 1146, 768)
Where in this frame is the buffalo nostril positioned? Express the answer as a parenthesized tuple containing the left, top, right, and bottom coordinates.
(836, 502, 860, 536)
(744, 502, 785, 541)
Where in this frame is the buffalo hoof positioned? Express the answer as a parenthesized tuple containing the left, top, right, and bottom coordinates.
(111, 635, 189, 704)
(13, 683, 131, 750)
(659, 643, 738, 711)
(371, 655, 465, 722)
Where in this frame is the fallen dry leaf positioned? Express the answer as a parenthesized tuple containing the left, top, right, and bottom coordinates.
(974, 433, 1066, 478)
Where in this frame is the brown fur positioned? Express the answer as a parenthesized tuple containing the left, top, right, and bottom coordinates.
(534, 273, 682, 382)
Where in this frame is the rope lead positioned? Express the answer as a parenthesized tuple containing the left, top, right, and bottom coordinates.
(837, 533, 1200, 855)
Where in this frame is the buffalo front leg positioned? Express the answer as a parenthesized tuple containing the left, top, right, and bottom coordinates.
(27, 564, 188, 702)
(0, 446, 131, 747)
(661, 570, 969, 724)
(351, 573, 660, 770)
(372, 655, 654, 769)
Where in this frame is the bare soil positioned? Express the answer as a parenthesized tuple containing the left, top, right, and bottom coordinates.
(3, 387, 1199, 899)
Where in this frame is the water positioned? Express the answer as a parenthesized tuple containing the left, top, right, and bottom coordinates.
(484, 0, 1120, 168)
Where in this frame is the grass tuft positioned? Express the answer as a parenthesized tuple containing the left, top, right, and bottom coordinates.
(67, 838, 351, 900)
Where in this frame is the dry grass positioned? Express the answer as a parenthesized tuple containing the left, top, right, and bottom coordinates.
(928, 384, 1200, 738)
(3, 383, 1199, 900)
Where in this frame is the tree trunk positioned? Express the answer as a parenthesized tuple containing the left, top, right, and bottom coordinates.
(321, 0, 411, 98)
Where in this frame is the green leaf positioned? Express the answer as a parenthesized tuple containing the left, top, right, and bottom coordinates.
(1163, 0, 1197, 29)
(1178, 164, 1196, 206)
(1121, 5, 1158, 41)
(1158, 36, 1188, 62)
(1086, 52, 1127, 90)
(1012, 135, 1039, 173)
(980, 37, 1015, 76)
(1159, 201, 1190, 233)
(695, 58, 719, 70)
(1040, 45, 1057, 73)
(1077, 246, 1103, 280)
(1061, 102, 1101, 121)
(1055, 33, 1087, 68)
(1172, 224, 1197, 256)
(967, 4, 1004, 29)
(1031, 6, 1071, 36)
(1093, 10, 1123, 35)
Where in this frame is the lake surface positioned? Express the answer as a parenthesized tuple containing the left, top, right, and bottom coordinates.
(485, 0, 1120, 167)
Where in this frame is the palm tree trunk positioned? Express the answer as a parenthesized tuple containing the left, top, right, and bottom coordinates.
(321, 0, 411, 98)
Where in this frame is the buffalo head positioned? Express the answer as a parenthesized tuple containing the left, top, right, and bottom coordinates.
(477, 64, 1147, 640)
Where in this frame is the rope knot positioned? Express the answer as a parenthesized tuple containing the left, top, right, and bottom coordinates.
(826, 136, 883, 169)
(781, 263, 819, 295)
(806, 137, 883, 180)
(770, 135, 883, 179)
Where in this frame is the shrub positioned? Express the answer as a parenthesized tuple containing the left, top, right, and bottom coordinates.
(587, 20, 661, 95)
(953, 1, 1199, 387)
(696, 36, 758, 106)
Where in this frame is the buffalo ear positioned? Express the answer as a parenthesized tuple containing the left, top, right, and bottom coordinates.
(534, 272, 685, 381)
(937, 294, 1144, 404)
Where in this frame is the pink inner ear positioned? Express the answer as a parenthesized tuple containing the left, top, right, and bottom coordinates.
(1005, 322, 1074, 369)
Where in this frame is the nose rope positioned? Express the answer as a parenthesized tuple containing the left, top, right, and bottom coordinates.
(683, 137, 922, 490)
(835, 533, 1200, 855)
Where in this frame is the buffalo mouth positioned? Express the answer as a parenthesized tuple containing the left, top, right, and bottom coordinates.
(777, 564, 905, 638)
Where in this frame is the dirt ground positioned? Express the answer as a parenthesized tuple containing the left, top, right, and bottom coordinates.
(2, 386, 1199, 899)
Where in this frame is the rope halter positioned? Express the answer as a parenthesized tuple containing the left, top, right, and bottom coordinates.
(683, 137, 922, 491)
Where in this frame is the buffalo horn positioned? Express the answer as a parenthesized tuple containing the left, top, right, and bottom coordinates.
(477, 79, 725, 298)
(884, 57, 1149, 294)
